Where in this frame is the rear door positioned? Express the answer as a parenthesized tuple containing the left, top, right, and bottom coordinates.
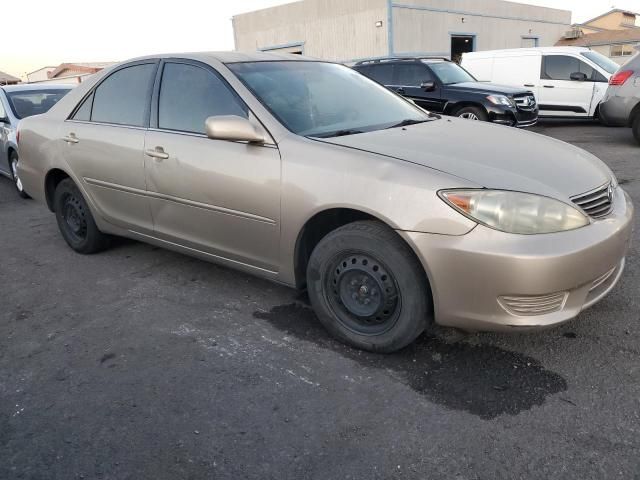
(391, 63, 443, 112)
(538, 55, 600, 117)
(144, 60, 281, 272)
(61, 61, 157, 232)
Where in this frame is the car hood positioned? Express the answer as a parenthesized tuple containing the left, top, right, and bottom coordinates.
(444, 81, 532, 96)
(319, 118, 613, 199)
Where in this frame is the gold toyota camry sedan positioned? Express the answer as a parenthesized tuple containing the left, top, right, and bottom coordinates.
(17, 52, 634, 353)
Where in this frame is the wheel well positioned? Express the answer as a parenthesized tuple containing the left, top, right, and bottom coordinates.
(628, 103, 640, 128)
(44, 169, 70, 212)
(294, 209, 378, 288)
(445, 102, 487, 116)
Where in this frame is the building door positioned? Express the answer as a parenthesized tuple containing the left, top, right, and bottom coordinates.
(451, 36, 474, 64)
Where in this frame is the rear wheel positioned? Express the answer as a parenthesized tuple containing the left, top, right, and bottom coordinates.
(53, 178, 110, 254)
(9, 151, 29, 199)
(306, 221, 432, 353)
(633, 114, 640, 145)
(455, 106, 488, 122)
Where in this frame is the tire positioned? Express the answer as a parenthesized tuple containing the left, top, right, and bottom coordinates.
(53, 178, 110, 254)
(306, 220, 432, 353)
(633, 114, 640, 146)
(455, 105, 488, 122)
(9, 151, 29, 199)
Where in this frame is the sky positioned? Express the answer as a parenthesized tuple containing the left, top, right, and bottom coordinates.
(2, 0, 639, 77)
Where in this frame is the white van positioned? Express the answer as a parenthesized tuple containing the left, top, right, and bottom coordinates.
(462, 47, 621, 118)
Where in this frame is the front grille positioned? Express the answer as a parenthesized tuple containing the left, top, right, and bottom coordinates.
(498, 292, 568, 316)
(571, 183, 614, 219)
(513, 93, 537, 111)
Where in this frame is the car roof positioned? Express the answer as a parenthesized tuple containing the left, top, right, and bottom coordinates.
(464, 46, 591, 57)
(129, 51, 319, 65)
(1, 84, 72, 93)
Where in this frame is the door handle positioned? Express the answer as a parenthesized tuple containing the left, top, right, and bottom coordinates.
(524, 84, 535, 87)
(63, 133, 79, 144)
(543, 85, 555, 88)
(145, 147, 169, 160)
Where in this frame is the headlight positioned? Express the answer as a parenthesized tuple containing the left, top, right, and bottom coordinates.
(486, 95, 515, 107)
(439, 190, 589, 234)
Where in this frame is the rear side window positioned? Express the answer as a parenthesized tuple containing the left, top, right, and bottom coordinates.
(360, 64, 394, 85)
(542, 55, 600, 81)
(394, 64, 432, 86)
(91, 63, 156, 127)
(158, 62, 248, 134)
(0, 97, 6, 119)
(72, 92, 93, 121)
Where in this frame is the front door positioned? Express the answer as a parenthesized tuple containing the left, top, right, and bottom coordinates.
(391, 63, 443, 112)
(538, 55, 598, 117)
(60, 62, 157, 232)
(144, 61, 281, 272)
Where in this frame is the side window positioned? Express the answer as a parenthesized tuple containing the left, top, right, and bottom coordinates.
(91, 63, 156, 127)
(394, 64, 432, 87)
(158, 63, 248, 134)
(72, 92, 94, 121)
(542, 56, 597, 81)
(366, 64, 394, 85)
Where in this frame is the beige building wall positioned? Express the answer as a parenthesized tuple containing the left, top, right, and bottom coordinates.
(233, 0, 389, 61)
(586, 11, 637, 31)
(233, 0, 571, 62)
(392, 0, 570, 55)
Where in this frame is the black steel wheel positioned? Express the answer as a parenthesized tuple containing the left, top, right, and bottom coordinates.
(327, 252, 401, 336)
(53, 178, 110, 254)
(307, 221, 432, 353)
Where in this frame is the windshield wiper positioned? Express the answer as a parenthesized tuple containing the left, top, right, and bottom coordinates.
(313, 129, 365, 138)
(385, 119, 430, 130)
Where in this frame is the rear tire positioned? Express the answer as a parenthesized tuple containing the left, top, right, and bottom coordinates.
(455, 106, 488, 122)
(9, 151, 29, 199)
(633, 114, 640, 145)
(306, 220, 432, 353)
(53, 178, 110, 254)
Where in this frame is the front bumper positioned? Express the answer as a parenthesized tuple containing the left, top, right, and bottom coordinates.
(401, 187, 634, 331)
(489, 106, 539, 128)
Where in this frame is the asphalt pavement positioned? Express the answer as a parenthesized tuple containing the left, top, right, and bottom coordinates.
(0, 120, 638, 479)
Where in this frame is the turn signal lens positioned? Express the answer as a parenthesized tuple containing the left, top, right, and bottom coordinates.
(439, 190, 590, 234)
(609, 70, 633, 86)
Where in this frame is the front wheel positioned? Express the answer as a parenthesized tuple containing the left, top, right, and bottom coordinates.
(633, 114, 640, 145)
(53, 178, 110, 254)
(455, 106, 488, 122)
(10, 152, 29, 199)
(306, 221, 432, 353)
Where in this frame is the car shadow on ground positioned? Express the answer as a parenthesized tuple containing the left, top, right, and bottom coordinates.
(254, 298, 568, 420)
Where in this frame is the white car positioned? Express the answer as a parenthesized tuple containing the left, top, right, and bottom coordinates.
(462, 47, 620, 119)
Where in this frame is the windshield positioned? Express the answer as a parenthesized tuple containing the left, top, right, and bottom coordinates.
(428, 61, 476, 85)
(581, 51, 619, 75)
(7, 89, 71, 119)
(228, 61, 430, 138)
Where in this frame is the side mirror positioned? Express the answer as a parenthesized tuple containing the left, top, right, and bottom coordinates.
(420, 81, 436, 92)
(205, 115, 265, 144)
(570, 72, 587, 82)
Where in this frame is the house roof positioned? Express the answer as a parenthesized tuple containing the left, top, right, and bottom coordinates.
(556, 28, 640, 47)
(0, 70, 20, 84)
(49, 62, 116, 79)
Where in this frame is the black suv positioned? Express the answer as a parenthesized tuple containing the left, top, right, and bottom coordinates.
(354, 57, 538, 127)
